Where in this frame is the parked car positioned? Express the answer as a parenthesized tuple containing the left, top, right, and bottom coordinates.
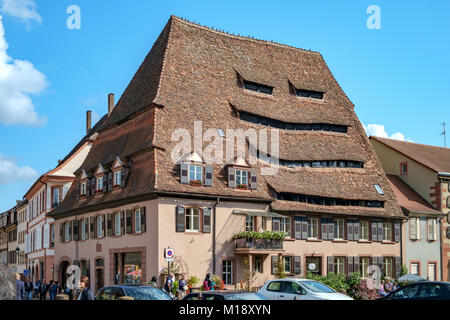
(96, 284, 172, 300)
(378, 281, 450, 300)
(258, 278, 353, 300)
(183, 291, 267, 300)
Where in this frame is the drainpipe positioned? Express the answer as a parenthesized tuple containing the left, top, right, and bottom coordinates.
(212, 197, 220, 274)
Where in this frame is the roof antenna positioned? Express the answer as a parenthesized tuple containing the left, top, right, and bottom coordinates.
(441, 122, 447, 148)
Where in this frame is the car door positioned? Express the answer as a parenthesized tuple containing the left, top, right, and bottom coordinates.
(415, 283, 448, 300)
(263, 281, 283, 300)
(109, 287, 125, 300)
(388, 283, 422, 300)
(279, 281, 308, 300)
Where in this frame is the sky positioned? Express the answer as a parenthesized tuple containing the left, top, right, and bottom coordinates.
(0, 0, 449, 212)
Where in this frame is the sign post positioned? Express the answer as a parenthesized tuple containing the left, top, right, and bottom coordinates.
(164, 247, 174, 277)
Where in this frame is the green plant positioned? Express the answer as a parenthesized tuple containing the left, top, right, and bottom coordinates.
(232, 230, 288, 241)
(212, 275, 225, 290)
(188, 275, 200, 287)
(172, 280, 179, 295)
(400, 265, 408, 277)
(306, 272, 363, 299)
(274, 257, 286, 279)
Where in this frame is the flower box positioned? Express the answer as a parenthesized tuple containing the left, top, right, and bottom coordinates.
(189, 180, 202, 186)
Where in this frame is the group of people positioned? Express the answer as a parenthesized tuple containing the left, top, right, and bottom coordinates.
(377, 279, 399, 296)
(158, 272, 216, 299)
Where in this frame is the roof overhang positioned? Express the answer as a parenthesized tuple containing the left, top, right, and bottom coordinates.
(232, 209, 284, 218)
(437, 172, 450, 178)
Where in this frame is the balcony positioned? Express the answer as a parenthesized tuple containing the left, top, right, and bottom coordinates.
(233, 231, 286, 254)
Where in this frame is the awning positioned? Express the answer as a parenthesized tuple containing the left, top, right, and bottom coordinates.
(232, 210, 285, 218)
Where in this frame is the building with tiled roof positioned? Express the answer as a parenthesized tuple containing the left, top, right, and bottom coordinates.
(371, 136, 450, 281)
(50, 16, 404, 290)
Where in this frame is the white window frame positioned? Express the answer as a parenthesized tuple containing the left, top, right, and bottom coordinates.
(360, 257, 370, 277)
(64, 222, 70, 242)
(96, 177, 103, 191)
(114, 170, 121, 186)
(383, 257, 393, 278)
(53, 188, 60, 207)
(245, 215, 254, 231)
(81, 219, 86, 240)
(283, 256, 292, 273)
(335, 219, 344, 240)
(188, 165, 202, 183)
(308, 217, 318, 239)
(410, 218, 419, 240)
(411, 262, 419, 275)
(280, 217, 291, 238)
(222, 260, 233, 285)
(97, 216, 103, 238)
(427, 219, 437, 241)
(235, 169, 248, 186)
(81, 182, 86, 196)
(135, 209, 142, 234)
(360, 221, 369, 240)
(383, 222, 393, 242)
(334, 257, 345, 274)
(185, 208, 200, 232)
(115, 213, 121, 236)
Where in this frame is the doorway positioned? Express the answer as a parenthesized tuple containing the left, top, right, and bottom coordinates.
(95, 268, 104, 294)
(58, 261, 70, 288)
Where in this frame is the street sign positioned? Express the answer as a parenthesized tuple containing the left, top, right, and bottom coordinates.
(164, 248, 174, 261)
(23, 270, 30, 276)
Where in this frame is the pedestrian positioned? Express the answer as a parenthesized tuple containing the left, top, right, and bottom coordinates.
(76, 276, 95, 300)
(39, 279, 48, 300)
(384, 279, 393, 292)
(377, 280, 388, 297)
(203, 273, 214, 291)
(15, 273, 24, 300)
(177, 274, 188, 299)
(163, 273, 175, 298)
(391, 281, 399, 292)
(33, 279, 40, 298)
(49, 280, 59, 300)
(24, 277, 33, 300)
(148, 275, 158, 287)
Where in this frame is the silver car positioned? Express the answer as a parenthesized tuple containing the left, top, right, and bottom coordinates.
(258, 278, 353, 300)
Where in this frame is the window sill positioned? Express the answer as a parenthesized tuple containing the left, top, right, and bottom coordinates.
(306, 238, 322, 242)
(332, 239, 347, 243)
(358, 240, 372, 243)
(381, 241, 395, 244)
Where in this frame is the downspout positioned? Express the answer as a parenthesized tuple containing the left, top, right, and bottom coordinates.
(212, 197, 220, 274)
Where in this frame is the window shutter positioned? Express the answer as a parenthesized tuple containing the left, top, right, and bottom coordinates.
(371, 221, 377, 242)
(353, 220, 359, 241)
(73, 220, 79, 241)
(272, 217, 280, 232)
(202, 207, 211, 233)
(180, 163, 189, 184)
(294, 256, 301, 274)
(91, 177, 96, 195)
(204, 166, 213, 187)
(249, 168, 257, 190)
(394, 257, 401, 278)
(321, 218, 328, 240)
(301, 217, 308, 240)
(271, 256, 278, 275)
(121, 168, 129, 188)
(294, 216, 302, 239)
(59, 223, 63, 243)
(120, 211, 125, 235)
(103, 214, 107, 238)
(107, 213, 112, 236)
(347, 220, 354, 241)
(328, 219, 334, 240)
(327, 256, 334, 274)
(102, 175, 107, 193)
(394, 222, 400, 242)
(69, 221, 73, 242)
(377, 222, 383, 242)
(141, 206, 146, 233)
(126, 210, 132, 234)
(86, 259, 91, 280)
(85, 218, 89, 240)
(353, 257, 360, 274)
(176, 206, 185, 232)
(347, 256, 354, 274)
(86, 179, 91, 196)
(107, 172, 113, 191)
(228, 167, 236, 188)
(93, 216, 97, 239)
(59, 187, 63, 202)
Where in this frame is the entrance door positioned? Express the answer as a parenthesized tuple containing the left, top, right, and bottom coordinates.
(95, 268, 104, 294)
(428, 263, 436, 281)
(306, 257, 322, 275)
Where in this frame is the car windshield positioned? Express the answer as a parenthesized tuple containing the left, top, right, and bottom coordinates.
(300, 281, 335, 293)
(123, 287, 172, 300)
(224, 293, 267, 300)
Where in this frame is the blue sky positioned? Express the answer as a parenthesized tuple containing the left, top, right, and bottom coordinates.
(0, 0, 449, 211)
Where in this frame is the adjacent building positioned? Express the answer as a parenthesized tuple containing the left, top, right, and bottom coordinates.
(50, 16, 403, 291)
(16, 200, 28, 274)
(370, 136, 450, 281)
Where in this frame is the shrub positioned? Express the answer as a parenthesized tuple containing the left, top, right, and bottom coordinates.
(212, 275, 225, 290)
(232, 230, 288, 241)
(306, 272, 364, 299)
(274, 258, 286, 279)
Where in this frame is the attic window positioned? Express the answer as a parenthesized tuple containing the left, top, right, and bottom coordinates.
(374, 184, 384, 195)
(296, 89, 324, 100)
(243, 80, 273, 95)
(277, 192, 384, 208)
(217, 129, 225, 138)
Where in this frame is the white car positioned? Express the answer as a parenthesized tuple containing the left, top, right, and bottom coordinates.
(258, 278, 353, 300)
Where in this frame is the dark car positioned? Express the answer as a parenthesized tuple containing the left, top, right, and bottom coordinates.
(183, 290, 267, 301)
(379, 281, 450, 300)
(96, 284, 172, 300)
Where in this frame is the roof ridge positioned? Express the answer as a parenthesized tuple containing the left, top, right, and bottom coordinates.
(372, 136, 450, 151)
(170, 15, 321, 56)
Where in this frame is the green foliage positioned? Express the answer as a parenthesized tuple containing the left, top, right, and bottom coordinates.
(306, 272, 362, 299)
(400, 265, 408, 277)
(188, 275, 200, 288)
(172, 280, 179, 295)
(275, 258, 286, 279)
(232, 230, 288, 241)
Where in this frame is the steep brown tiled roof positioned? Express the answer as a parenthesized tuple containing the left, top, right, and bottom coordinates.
(386, 174, 441, 215)
(371, 136, 450, 173)
(52, 16, 402, 219)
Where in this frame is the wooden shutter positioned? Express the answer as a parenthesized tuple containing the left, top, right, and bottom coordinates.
(202, 207, 211, 233)
(228, 167, 235, 188)
(394, 222, 400, 242)
(377, 257, 384, 274)
(321, 218, 328, 240)
(86, 179, 91, 197)
(249, 168, 257, 190)
(69, 221, 73, 241)
(327, 256, 334, 274)
(107, 172, 113, 191)
(93, 216, 97, 239)
(180, 163, 189, 184)
(371, 221, 378, 242)
(347, 256, 354, 274)
(204, 166, 213, 187)
(272, 217, 280, 232)
(73, 220, 79, 241)
(353, 257, 360, 274)
(121, 168, 129, 188)
(120, 211, 125, 235)
(353, 220, 359, 241)
(85, 218, 89, 239)
(377, 222, 383, 242)
(107, 213, 112, 236)
(301, 217, 308, 240)
(271, 256, 278, 275)
(102, 175, 107, 193)
(126, 210, 132, 234)
(294, 216, 302, 239)
(347, 220, 354, 241)
(141, 206, 146, 233)
(394, 257, 401, 278)
(91, 177, 96, 195)
(328, 219, 334, 240)
(59, 223, 63, 243)
(103, 214, 107, 237)
(294, 256, 301, 274)
(176, 206, 185, 232)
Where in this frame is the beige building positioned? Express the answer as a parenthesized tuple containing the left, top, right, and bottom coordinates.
(16, 200, 28, 274)
(371, 136, 450, 281)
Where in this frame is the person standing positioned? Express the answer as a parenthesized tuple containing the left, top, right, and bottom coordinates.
(377, 280, 388, 297)
(177, 274, 188, 299)
(148, 275, 158, 287)
(15, 273, 24, 300)
(33, 279, 40, 298)
(76, 276, 95, 300)
(203, 273, 214, 291)
(164, 273, 174, 298)
(39, 279, 48, 300)
(49, 280, 59, 300)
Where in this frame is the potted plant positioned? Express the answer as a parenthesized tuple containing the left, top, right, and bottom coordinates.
(236, 184, 248, 190)
(189, 180, 202, 186)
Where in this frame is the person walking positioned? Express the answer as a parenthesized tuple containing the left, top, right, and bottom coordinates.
(33, 279, 40, 299)
(203, 273, 214, 291)
(76, 276, 95, 300)
(177, 274, 188, 299)
(15, 273, 24, 300)
(163, 273, 175, 298)
(49, 280, 59, 300)
(39, 280, 48, 300)
(24, 277, 33, 300)
(148, 275, 158, 287)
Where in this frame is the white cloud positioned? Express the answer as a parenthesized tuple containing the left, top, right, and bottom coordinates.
(0, 153, 38, 184)
(0, 0, 42, 25)
(363, 124, 412, 142)
(0, 15, 48, 125)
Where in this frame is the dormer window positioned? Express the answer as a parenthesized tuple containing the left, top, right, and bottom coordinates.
(189, 165, 202, 184)
(295, 89, 324, 100)
(114, 170, 121, 186)
(80, 182, 86, 196)
(243, 80, 273, 95)
(96, 177, 103, 191)
(227, 158, 257, 190)
(179, 152, 212, 187)
(235, 169, 248, 188)
(94, 164, 105, 193)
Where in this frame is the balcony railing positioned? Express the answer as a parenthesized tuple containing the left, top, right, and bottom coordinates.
(235, 238, 283, 250)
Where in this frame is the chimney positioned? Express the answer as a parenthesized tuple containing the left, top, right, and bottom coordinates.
(108, 93, 115, 117)
(86, 110, 92, 134)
